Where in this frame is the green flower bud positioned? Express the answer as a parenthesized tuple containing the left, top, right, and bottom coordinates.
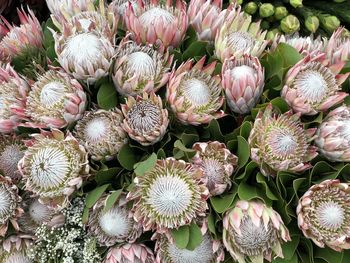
(244, 2, 258, 15)
(232, 0, 243, 5)
(289, 0, 303, 8)
(274, 6, 288, 20)
(280, 15, 300, 34)
(261, 20, 270, 30)
(266, 29, 280, 41)
(305, 16, 319, 33)
(320, 15, 341, 33)
(259, 3, 275, 18)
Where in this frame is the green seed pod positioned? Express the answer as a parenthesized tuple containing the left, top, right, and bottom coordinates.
(261, 20, 270, 30)
(289, 0, 303, 8)
(305, 16, 319, 33)
(244, 2, 258, 15)
(259, 3, 275, 18)
(274, 6, 288, 20)
(266, 28, 280, 40)
(280, 15, 300, 34)
(319, 15, 340, 33)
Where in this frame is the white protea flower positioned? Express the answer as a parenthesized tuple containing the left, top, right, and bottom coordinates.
(74, 108, 128, 161)
(25, 70, 87, 129)
(18, 129, 89, 210)
(46, 0, 91, 16)
(0, 234, 33, 263)
(0, 176, 23, 237)
(112, 37, 173, 96)
(88, 193, 143, 247)
(128, 158, 209, 231)
(0, 135, 25, 182)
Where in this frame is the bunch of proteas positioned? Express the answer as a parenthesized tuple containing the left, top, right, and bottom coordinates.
(297, 179, 350, 251)
(223, 200, 291, 263)
(249, 104, 318, 177)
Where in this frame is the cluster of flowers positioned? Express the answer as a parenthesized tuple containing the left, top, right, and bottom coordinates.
(0, 0, 350, 262)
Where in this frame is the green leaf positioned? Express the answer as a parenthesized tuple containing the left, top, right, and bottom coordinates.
(117, 144, 138, 170)
(85, 184, 109, 208)
(239, 121, 252, 140)
(282, 235, 300, 260)
(97, 83, 118, 110)
(256, 173, 278, 200)
(277, 43, 303, 69)
(104, 190, 122, 212)
(182, 41, 208, 61)
(172, 225, 190, 249)
(186, 222, 203, 250)
(315, 246, 343, 263)
(210, 192, 236, 214)
(82, 207, 89, 224)
(134, 153, 157, 176)
(238, 182, 258, 200)
(237, 136, 250, 169)
(95, 168, 120, 185)
(207, 213, 217, 236)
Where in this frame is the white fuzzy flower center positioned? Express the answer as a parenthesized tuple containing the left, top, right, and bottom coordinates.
(268, 128, 298, 158)
(30, 147, 69, 189)
(99, 207, 130, 237)
(316, 201, 345, 230)
(0, 144, 24, 179)
(139, 7, 175, 27)
(0, 185, 13, 222)
(183, 78, 211, 106)
(127, 101, 161, 134)
(5, 252, 31, 263)
(295, 70, 328, 103)
(167, 235, 213, 263)
(202, 159, 224, 186)
(227, 32, 255, 52)
(40, 82, 66, 107)
(230, 65, 256, 79)
(85, 117, 109, 142)
(148, 175, 192, 216)
(29, 199, 51, 223)
(126, 51, 156, 77)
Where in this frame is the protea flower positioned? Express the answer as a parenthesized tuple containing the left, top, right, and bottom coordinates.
(248, 104, 318, 177)
(166, 57, 225, 125)
(109, 0, 142, 26)
(112, 37, 173, 96)
(125, 0, 188, 48)
(187, 0, 227, 42)
(88, 193, 143, 247)
(297, 179, 350, 251)
(324, 27, 350, 64)
(121, 92, 169, 146)
(18, 129, 89, 210)
(215, 5, 268, 62)
(222, 54, 264, 114)
(223, 200, 291, 263)
(191, 141, 237, 196)
(0, 8, 43, 63)
(46, 0, 91, 16)
(0, 64, 30, 133)
(52, 28, 114, 84)
(127, 158, 209, 231)
(0, 234, 33, 263)
(282, 52, 350, 115)
(0, 135, 25, 182)
(104, 243, 155, 263)
(74, 108, 128, 161)
(24, 70, 87, 129)
(0, 176, 23, 236)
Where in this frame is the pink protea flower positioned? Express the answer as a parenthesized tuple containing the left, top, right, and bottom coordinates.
(222, 54, 264, 114)
(121, 92, 169, 146)
(109, 0, 144, 27)
(223, 200, 291, 263)
(324, 27, 350, 64)
(46, 0, 91, 16)
(88, 193, 143, 247)
(24, 69, 87, 129)
(191, 141, 237, 196)
(0, 8, 43, 63)
(125, 0, 188, 48)
(127, 158, 209, 231)
(18, 129, 89, 210)
(297, 179, 350, 251)
(166, 57, 225, 125)
(112, 37, 173, 96)
(0, 64, 30, 133)
(0, 176, 23, 237)
(104, 243, 155, 263)
(187, 0, 227, 42)
(248, 104, 318, 177)
(0, 234, 33, 263)
(282, 52, 350, 115)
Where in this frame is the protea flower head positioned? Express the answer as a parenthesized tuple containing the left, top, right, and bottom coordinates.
(18, 129, 89, 210)
(324, 27, 350, 64)
(0, 176, 23, 236)
(52, 27, 114, 84)
(104, 243, 155, 263)
(0, 64, 30, 133)
(125, 0, 188, 48)
(0, 8, 43, 63)
(74, 108, 128, 161)
(127, 158, 209, 231)
(0, 135, 25, 182)
(166, 57, 225, 125)
(187, 0, 227, 42)
(25, 70, 87, 129)
(222, 54, 264, 114)
(297, 179, 350, 251)
(315, 105, 350, 162)
(88, 193, 143, 247)
(112, 37, 173, 96)
(223, 200, 291, 263)
(121, 92, 169, 146)
(215, 5, 268, 62)
(248, 104, 318, 177)
(0, 234, 33, 263)
(282, 52, 350, 115)
(109, 0, 144, 27)
(46, 0, 91, 16)
(191, 141, 237, 196)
